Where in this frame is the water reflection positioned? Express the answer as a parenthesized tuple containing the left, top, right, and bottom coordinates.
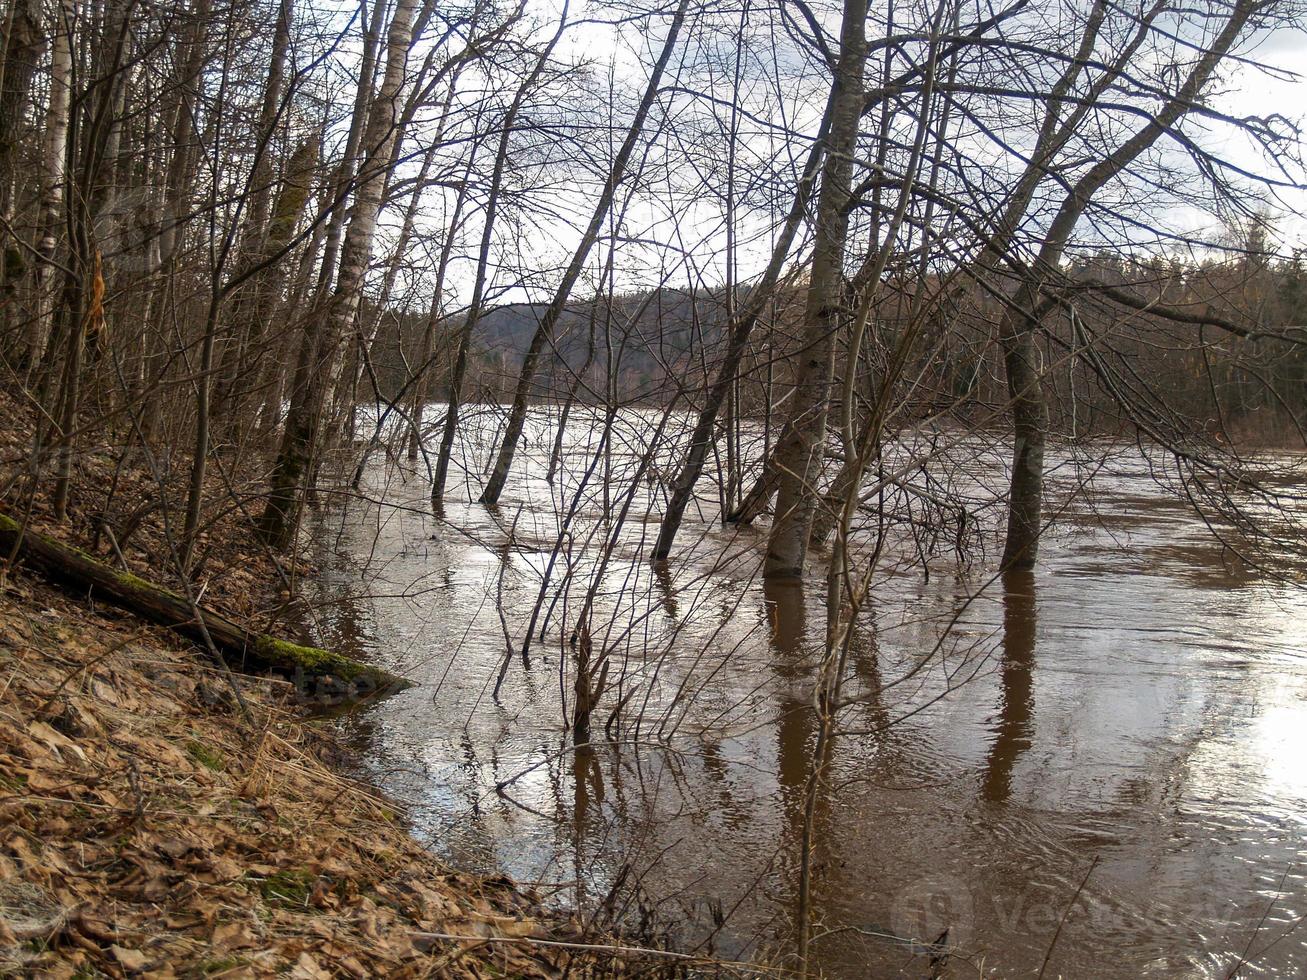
(765, 575, 813, 870)
(981, 570, 1037, 804)
(307, 409, 1307, 978)
(571, 745, 605, 910)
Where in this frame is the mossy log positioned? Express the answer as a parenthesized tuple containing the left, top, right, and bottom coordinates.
(0, 513, 413, 697)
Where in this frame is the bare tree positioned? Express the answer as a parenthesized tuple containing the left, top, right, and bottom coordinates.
(432, 3, 571, 508)
(478, 0, 692, 506)
(260, 0, 427, 547)
(999, 0, 1267, 568)
(762, 0, 868, 580)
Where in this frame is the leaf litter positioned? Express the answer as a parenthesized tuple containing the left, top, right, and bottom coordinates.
(0, 572, 690, 977)
(0, 386, 725, 978)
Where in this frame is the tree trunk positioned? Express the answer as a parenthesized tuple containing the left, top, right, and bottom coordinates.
(432, 8, 568, 505)
(727, 449, 780, 524)
(259, 0, 423, 547)
(154, 0, 213, 268)
(0, 0, 44, 303)
(237, 0, 291, 258)
(27, 0, 73, 371)
(650, 95, 837, 562)
(49, 0, 133, 521)
(762, 0, 867, 580)
(407, 177, 470, 462)
(805, 0, 1157, 552)
(212, 137, 318, 442)
(0, 513, 412, 693)
(308, 0, 385, 309)
(1000, 286, 1047, 568)
(209, 0, 294, 439)
(1000, 0, 1253, 568)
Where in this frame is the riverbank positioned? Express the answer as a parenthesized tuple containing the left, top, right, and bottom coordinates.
(0, 574, 590, 977)
(0, 391, 700, 977)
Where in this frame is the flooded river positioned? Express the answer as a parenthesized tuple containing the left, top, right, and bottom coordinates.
(304, 406, 1307, 977)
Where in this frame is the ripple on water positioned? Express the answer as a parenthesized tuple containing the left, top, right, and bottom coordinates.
(307, 429, 1307, 978)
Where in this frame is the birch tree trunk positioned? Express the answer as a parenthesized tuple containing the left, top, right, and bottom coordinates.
(259, 0, 423, 547)
(27, 0, 73, 372)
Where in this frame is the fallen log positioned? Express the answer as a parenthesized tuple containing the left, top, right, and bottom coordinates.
(0, 513, 413, 698)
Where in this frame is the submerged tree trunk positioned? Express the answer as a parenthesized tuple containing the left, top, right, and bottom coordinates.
(406, 176, 470, 464)
(727, 448, 780, 524)
(762, 0, 867, 580)
(801, 0, 1163, 556)
(1000, 0, 1253, 568)
(1000, 288, 1048, 568)
(650, 101, 836, 562)
(432, 8, 568, 506)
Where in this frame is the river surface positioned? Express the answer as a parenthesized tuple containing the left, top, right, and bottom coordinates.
(303, 405, 1307, 978)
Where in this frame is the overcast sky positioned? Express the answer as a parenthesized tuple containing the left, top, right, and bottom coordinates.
(1218, 23, 1307, 248)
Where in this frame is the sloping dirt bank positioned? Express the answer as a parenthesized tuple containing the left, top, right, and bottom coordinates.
(0, 569, 629, 978)
(0, 390, 719, 978)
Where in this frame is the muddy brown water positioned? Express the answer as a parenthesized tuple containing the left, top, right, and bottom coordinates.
(304, 406, 1307, 977)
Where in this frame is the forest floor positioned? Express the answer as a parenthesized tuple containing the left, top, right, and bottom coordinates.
(0, 391, 688, 978)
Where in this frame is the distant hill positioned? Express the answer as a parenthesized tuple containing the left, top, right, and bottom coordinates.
(364, 286, 780, 404)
